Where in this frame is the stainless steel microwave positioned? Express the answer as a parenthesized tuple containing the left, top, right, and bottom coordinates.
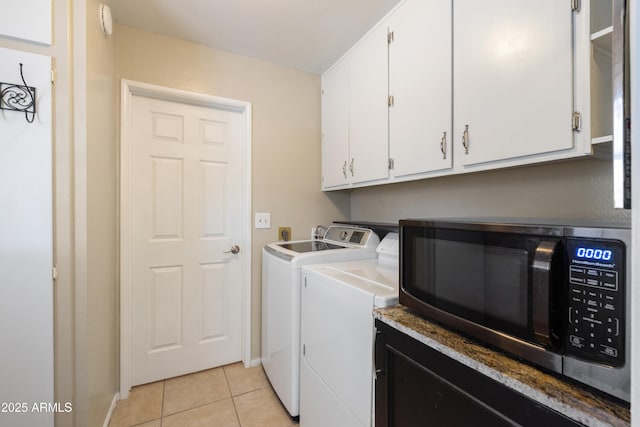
(399, 218, 631, 402)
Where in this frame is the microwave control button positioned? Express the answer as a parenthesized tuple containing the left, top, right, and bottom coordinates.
(569, 308, 580, 324)
(600, 345, 618, 358)
(606, 317, 620, 336)
(569, 335, 584, 348)
(570, 276, 586, 285)
(601, 272, 618, 290)
(604, 303, 616, 311)
(581, 316, 602, 325)
(570, 266, 586, 275)
(587, 278, 599, 286)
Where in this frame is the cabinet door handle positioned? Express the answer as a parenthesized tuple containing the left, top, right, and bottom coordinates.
(342, 161, 347, 179)
(373, 327, 383, 379)
(349, 158, 354, 177)
(462, 125, 469, 154)
(440, 131, 447, 159)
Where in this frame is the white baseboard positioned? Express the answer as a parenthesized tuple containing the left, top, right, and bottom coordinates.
(102, 392, 120, 427)
(250, 357, 262, 367)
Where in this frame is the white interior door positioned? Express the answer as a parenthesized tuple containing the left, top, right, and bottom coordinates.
(0, 48, 53, 427)
(130, 94, 245, 385)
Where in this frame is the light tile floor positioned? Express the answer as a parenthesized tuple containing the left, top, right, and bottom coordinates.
(109, 363, 298, 427)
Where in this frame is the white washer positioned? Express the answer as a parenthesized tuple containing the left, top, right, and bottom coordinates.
(262, 225, 380, 417)
(299, 232, 399, 427)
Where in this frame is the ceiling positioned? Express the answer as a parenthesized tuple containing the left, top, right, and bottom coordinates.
(108, 0, 402, 74)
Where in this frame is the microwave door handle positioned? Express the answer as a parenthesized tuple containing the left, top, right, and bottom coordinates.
(532, 240, 559, 347)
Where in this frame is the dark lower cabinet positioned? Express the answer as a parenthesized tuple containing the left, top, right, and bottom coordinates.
(374, 320, 584, 427)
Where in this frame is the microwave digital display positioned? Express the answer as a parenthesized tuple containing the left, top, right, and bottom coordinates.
(575, 247, 613, 261)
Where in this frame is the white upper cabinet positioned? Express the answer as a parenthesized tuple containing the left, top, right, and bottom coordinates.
(321, 57, 350, 189)
(0, 0, 52, 45)
(321, 0, 593, 191)
(453, 0, 576, 169)
(348, 23, 390, 185)
(321, 21, 389, 190)
(388, 0, 453, 178)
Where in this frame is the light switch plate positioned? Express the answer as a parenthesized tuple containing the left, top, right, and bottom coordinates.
(255, 212, 271, 229)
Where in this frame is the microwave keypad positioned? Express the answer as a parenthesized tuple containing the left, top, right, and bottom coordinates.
(565, 240, 625, 367)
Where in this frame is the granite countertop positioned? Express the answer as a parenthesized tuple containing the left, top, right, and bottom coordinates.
(374, 305, 630, 427)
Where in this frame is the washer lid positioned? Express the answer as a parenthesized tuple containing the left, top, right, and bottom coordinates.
(275, 240, 347, 253)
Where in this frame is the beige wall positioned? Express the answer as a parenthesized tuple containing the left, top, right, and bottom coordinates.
(86, 0, 119, 425)
(115, 24, 350, 361)
(350, 158, 631, 224)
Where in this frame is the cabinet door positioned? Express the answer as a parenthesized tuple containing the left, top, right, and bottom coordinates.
(453, 0, 574, 167)
(389, 0, 453, 177)
(349, 23, 390, 184)
(321, 58, 350, 189)
(374, 321, 584, 427)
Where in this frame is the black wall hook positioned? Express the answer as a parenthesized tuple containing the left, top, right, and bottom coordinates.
(1, 63, 37, 123)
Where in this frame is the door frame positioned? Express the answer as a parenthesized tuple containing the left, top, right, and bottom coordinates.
(119, 79, 252, 398)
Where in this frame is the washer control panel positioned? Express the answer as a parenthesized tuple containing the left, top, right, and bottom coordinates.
(323, 226, 378, 249)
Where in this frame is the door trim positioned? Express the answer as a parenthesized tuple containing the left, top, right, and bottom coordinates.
(119, 79, 252, 398)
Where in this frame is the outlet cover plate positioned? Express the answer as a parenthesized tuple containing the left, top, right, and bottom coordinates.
(278, 227, 292, 241)
(255, 212, 271, 229)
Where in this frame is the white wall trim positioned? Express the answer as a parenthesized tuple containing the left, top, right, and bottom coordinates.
(72, 0, 89, 424)
(119, 79, 252, 398)
(102, 392, 120, 427)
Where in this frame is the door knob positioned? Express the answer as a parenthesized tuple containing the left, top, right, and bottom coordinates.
(224, 245, 240, 254)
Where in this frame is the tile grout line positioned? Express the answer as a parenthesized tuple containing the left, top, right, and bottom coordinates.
(223, 365, 244, 426)
(157, 396, 236, 420)
(160, 379, 165, 427)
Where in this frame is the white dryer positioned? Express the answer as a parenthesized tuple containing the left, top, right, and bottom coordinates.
(262, 225, 380, 417)
(300, 232, 399, 427)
